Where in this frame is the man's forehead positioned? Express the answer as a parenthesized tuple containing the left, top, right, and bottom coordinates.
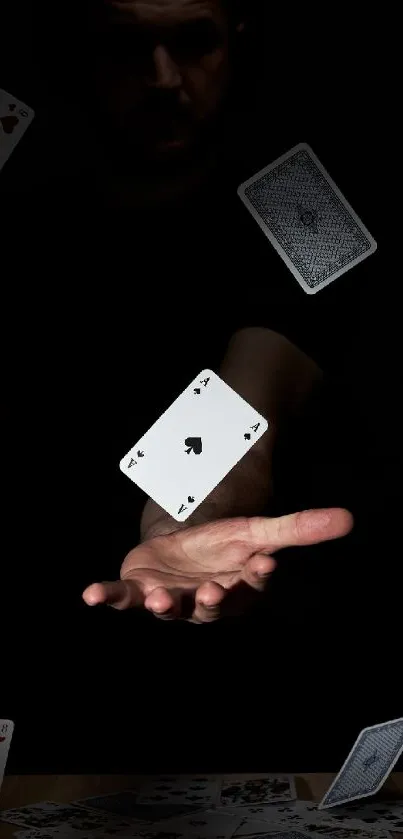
(103, 0, 224, 25)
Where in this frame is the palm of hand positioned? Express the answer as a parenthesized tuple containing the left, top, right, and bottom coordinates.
(82, 508, 353, 622)
(121, 517, 269, 595)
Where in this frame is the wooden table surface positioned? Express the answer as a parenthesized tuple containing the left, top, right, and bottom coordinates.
(0, 773, 402, 837)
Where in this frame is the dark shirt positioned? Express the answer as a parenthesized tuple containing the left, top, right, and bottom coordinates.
(2, 32, 400, 772)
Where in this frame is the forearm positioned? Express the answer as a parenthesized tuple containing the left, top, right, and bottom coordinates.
(140, 328, 322, 540)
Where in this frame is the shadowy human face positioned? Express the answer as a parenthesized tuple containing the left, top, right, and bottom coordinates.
(92, 0, 234, 162)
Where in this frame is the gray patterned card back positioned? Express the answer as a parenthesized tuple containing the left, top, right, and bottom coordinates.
(237, 143, 377, 294)
(319, 717, 403, 808)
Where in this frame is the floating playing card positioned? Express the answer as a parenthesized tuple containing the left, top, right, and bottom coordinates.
(0, 89, 35, 173)
(238, 143, 377, 294)
(218, 775, 297, 808)
(0, 719, 14, 792)
(319, 717, 403, 808)
(120, 370, 268, 521)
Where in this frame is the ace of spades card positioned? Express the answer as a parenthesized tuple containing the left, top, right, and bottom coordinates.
(120, 370, 268, 521)
(0, 89, 35, 172)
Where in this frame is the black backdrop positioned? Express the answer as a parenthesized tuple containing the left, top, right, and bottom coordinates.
(1, 2, 401, 775)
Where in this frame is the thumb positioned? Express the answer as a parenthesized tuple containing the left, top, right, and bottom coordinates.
(249, 507, 354, 553)
(82, 580, 144, 610)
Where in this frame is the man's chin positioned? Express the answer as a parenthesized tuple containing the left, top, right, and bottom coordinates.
(149, 133, 193, 160)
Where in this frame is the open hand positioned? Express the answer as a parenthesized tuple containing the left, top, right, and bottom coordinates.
(82, 508, 353, 623)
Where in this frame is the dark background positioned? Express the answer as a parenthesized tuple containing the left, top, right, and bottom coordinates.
(1, 2, 401, 775)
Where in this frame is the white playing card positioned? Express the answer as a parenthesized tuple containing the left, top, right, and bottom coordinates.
(120, 370, 268, 521)
(319, 717, 403, 808)
(14, 831, 145, 839)
(289, 822, 393, 839)
(320, 799, 403, 833)
(0, 89, 35, 172)
(143, 809, 242, 839)
(218, 775, 297, 808)
(235, 828, 392, 839)
(0, 719, 14, 791)
(0, 798, 136, 832)
(231, 832, 314, 839)
(238, 143, 377, 295)
(136, 775, 219, 808)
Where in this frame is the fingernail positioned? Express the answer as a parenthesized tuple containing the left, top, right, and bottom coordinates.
(257, 571, 271, 578)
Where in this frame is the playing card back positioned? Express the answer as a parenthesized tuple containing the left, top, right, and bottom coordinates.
(319, 717, 403, 808)
(238, 143, 377, 294)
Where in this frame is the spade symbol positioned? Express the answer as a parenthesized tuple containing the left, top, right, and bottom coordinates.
(193, 388, 201, 395)
(0, 115, 19, 134)
(244, 433, 251, 440)
(137, 450, 144, 458)
(185, 437, 202, 455)
(188, 496, 194, 503)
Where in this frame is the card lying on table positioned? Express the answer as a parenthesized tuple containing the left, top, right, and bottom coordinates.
(319, 717, 403, 808)
(0, 89, 35, 172)
(0, 719, 14, 791)
(120, 370, 268, 521)
(238, 143, 377, 295)
(136, 774, 220, 808)
(0, 799, 136, 832)
(217, 775, 297, 807)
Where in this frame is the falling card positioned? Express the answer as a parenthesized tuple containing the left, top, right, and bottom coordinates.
(238, 143, 377, 294)
(319, 718, 403, 808)
(0, 719, 14, 791)
(0, 89, 35, 172)
(120, 370, 268, 521)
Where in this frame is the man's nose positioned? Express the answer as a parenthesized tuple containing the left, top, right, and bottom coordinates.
(151, 44, 182, 90)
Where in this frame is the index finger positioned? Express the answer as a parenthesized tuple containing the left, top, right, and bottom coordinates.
(249, 508, 354, 553)
(82, 580, 144, 610)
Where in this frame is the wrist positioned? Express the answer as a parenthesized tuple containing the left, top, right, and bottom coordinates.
(140, 446, 272, 541)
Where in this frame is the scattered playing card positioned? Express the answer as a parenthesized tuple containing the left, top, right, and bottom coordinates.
(146, 809, 242, 838)
(13, 831, 145, 839)
(74, 790, 200, 824)
(238, 142, 377, 294)
(218, 775, 297, 807)
(319, 717, 403, 808)
(136, 775, 220, 809)
(0, 799, 136, 832)
(73, 790, 147, 820)
(120, 370, 268, 521)
(0, 89, 35, 173)
(289, 822, 393, 839)
(235, 830, 392, 839)
(0, 719, 14, 792)
(234, 832, 313, 839)
(321, 799, 403, 832)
